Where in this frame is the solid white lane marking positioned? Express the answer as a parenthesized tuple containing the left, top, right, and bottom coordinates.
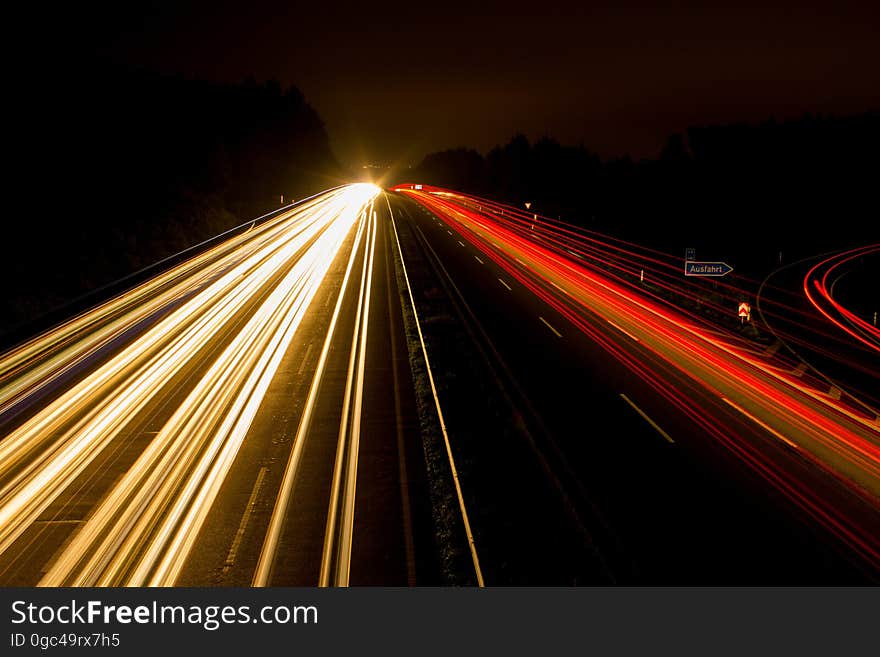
(607, 320, 640, 342)
(474, 256, 484, 264)
(387, 195, 485, 587)
(721, 397, 799, 450)
(539, 316, 562, 338)
(498, 278, 512, 291)
(620, 394, 675, 444)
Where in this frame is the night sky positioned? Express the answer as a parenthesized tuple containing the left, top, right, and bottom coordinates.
(53, 1, 880, 168)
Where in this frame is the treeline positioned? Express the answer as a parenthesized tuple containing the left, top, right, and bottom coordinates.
(3, 70, 342, 338)
(403, 112, 880, 274)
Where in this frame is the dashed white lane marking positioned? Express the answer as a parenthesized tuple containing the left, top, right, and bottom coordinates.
(224, 466, 268, 572)
(721, 397, 799, 450)
(296, 342, 315, 376)
(498, 278, 512, 291)
(474, 256, 484, 264)
(620, 394, 675, 444)
(607, 320, 640, 342)
(539, 316, 562, 338)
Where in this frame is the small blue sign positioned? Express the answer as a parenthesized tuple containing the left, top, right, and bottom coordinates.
(684, 261, 733, 277)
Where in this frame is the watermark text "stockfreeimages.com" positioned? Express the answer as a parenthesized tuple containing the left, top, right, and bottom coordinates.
(11, 600, 317, 632)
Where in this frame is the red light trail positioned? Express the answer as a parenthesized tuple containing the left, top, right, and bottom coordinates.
(804, 245, 880, 355)
(394, 184, 880, 572)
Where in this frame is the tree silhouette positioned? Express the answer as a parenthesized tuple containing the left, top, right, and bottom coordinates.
(2, 69, 343, 341)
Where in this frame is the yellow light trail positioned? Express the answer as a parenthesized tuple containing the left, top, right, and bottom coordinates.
(251, 198, 371, 587)
(319, 208, 377, 587)
(0, 192, 335, 413)
(0, 183, 380, 586)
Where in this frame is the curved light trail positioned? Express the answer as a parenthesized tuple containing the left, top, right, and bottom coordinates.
(804, 245, 880, 354)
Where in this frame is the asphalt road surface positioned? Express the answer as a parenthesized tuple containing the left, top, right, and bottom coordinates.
(0, 185, 435, 586)
(388, 188, 879, 583)
(0, 182, 876, 586)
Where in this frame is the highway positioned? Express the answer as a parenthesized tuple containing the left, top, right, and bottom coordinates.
(1, 180, 877, 586)
(389, 185, 880, 582)
(0, 184, 437, 586)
